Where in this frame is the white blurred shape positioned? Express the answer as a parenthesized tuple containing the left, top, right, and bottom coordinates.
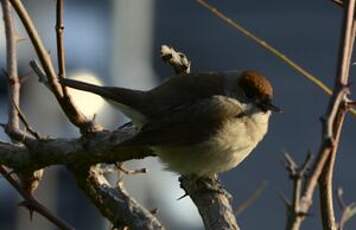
(67, 72, 105, 118)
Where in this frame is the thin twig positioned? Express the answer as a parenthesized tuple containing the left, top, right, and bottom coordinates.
(337, 188, 356, 230)
(284, 152, 313, 228)
(1, 0, 21, 138)
(284, 1, 356, 229)
(195, 0, 356, 117)
(10, 99, 41, 139)
(55, 0, 69, 97)
(318, 1, 356, 229)
(29, 60, 49, 86)
(2, 0, 45, 217)
(332, 0, 344, 7)
(0, 166, 74, 230)
(8, 0, 101, 135)
(336, 188, 347, 210)
(235, 181, 268, 215)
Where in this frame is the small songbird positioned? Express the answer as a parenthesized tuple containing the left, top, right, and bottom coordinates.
(62, 70, 279, 177)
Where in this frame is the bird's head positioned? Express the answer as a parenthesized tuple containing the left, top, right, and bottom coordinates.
(234, 70, 280, 113)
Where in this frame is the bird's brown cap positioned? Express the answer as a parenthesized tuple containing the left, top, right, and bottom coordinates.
(238, 70, 273, 100)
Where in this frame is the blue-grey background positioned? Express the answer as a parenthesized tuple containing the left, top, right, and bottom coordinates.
(0, 0, 355, 229)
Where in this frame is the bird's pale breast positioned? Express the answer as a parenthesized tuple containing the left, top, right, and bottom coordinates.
(153, 108, 270, 177)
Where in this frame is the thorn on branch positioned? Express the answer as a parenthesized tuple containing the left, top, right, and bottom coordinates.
(149, 208, 159, 215)
(278, 192, 291, 207)
(0, 166, 73, 229)
(177, 192, 189, 200)
(18, 200, 35, 221)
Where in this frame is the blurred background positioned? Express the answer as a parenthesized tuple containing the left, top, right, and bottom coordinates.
(0, 0, 354, 229)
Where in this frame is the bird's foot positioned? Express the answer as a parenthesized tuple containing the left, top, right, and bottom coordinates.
(198, 176, 233, 200)
(179, 175, 233, 200)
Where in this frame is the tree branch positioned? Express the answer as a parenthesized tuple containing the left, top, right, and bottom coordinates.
(1, 0, 23, 140)
(8, 0, 101, 135)
(70, 165, 164, 230)
(0, 2, 72, 228)
(318, 1, 356, 229)
(195, 0, 356, 117)
(0, 166, 74, 230)
(284, 1, 356, 229)
(180, 176, 240, 230)
(0, 127, 153, 172)
(55, 0, 69, 98)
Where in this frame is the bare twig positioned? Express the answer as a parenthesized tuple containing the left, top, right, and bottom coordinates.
(11, 99, 41, 139)
(283, 1, 356, 229)
(336, 187, 347, 210)
(332, 0, 344, 7)
(284, 152, 313, 229)
(29, 60, 50, 87)
(337, 188, 356, 230)
(0, 166, 74, 230)
(318, 1, 356, 229)
(235, 181, 268, 215)
(55, 0, 69, 97)
(195, 0, 356, 117)
(1, 0, 21, 139)
(8, 0, 101, 135)
(2, 0, 47, 222)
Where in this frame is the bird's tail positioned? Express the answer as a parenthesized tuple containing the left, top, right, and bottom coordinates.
(61, 78, 112, 97)
(61, 78, 146, 110)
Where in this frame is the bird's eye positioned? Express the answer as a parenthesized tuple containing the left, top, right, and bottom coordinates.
(244, 89, 255, 99)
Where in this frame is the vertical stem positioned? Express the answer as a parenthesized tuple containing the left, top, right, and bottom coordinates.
(55, 0, 69, 97)
(318, 0, 356, 229)
(1, 0, 20, 132)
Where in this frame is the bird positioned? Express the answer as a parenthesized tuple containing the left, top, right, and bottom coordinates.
(61, 70, 280, 177)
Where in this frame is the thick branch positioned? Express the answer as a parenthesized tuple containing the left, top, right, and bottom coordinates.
(0, 127, 153, 172)
(180, 176, 240, 230)
(71, 165, 164, 230)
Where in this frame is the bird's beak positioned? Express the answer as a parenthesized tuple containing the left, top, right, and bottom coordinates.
(259, 100, 281, 113)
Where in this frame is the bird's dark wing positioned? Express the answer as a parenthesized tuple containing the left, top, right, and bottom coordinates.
(142, 72, 226, 117)
(120, 96, 244, 146)
(61, 72, 233, 118)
